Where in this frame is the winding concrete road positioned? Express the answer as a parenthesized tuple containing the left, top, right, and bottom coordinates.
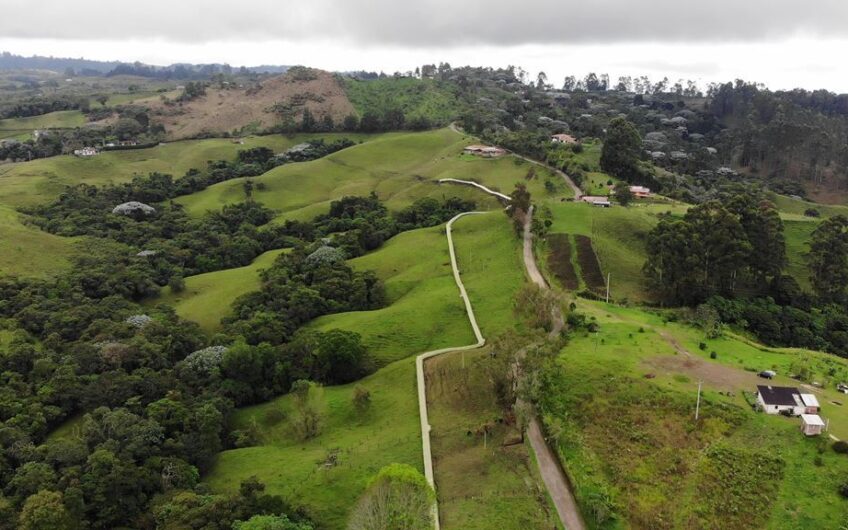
(416, 211, 486, 530)
(437, 178, 512, 202)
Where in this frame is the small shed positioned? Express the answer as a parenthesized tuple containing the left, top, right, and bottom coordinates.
(800, 393, 820, 414)
(800, 414, 825, 436)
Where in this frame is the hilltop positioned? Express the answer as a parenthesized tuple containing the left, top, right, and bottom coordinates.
(149, 67, 356, 139)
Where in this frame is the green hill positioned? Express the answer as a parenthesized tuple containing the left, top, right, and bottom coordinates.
(176, 127, 561, 222)
(0, 205, 77, 277)
(148, 248, 287, 332)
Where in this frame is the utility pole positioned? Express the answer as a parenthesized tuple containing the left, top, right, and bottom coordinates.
(695, 380, 703, 421)
(605, 272, 611, 303)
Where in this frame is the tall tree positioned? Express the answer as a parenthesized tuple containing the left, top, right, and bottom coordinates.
(348, 464, 434, 530)
(809, 215, 848, 303)
(600, 117, 642, 182)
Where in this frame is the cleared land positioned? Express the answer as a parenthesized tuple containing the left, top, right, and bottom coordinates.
(148, 248, 287, 332)
(547, 233, 579, 290)
(539, 299, 848, 530)
(148, 69, 356, 139)
(0, 110, 86, 140)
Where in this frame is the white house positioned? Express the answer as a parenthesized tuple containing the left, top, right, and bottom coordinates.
(580, 195, 611, 208)
(800, 414, 825, 436)
(73, 147, 98, 157)
(756, 385, 806, 415)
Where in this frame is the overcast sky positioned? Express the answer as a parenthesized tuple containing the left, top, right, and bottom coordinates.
(2, 0, 848, 91)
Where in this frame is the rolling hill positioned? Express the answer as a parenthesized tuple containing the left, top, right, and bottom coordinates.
(149, 68, 356, 139)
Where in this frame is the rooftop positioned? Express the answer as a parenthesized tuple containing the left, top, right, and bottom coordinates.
(757, 385, 801, 406)
(801, 414, 825, 427)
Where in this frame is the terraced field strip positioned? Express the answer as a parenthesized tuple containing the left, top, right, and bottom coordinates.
(547, 233, 579, 290)
(574, 234, 605, 295)
(417, 211, 486, 530)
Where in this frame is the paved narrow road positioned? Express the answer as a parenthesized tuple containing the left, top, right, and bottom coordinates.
(514, 153, 583, 199)
(416, 211, 486, 530)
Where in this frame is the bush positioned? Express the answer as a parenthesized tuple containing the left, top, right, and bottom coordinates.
(710, 351, 717, 359)
(840, 482, 848, 498)
(699, 342, 707, 350)
(833, 440, 848, 454)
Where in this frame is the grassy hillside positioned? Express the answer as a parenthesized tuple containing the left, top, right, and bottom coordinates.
(343, 77, 462, 125)
(0, 205, 77, 277)
(149, 69, 356, 139)
(541, 300, 848, 529)
(177, 128, 560, 221)
(310, 224, 474, 366)
(148, 249, 287, 333)
(0, 135, 321, 208)
(207, 357, 422, 529)
(208, 214, 531, 529)
(0, 110, 86, 140)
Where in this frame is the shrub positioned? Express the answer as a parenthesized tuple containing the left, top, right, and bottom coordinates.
(840, 482, 848, 498)
(699, 342, 707, 350)
(833, 440, 848, 454)
(353, 386, 371, 415)
(710, 351, 717, 359)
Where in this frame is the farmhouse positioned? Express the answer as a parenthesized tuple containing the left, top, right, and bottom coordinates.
(756, 385, 809, 415)
(73, 146, 98, 157)
(800, 414, 826, 436)
(551, 133, 578, 145)
(629, 185, 652, 198)
(581, 195, 611, 207)
(463, 144, 506, 157)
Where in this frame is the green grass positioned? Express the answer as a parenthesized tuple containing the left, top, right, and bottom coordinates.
(310, 224, 474, 365)
(204, 357, 423, 529)
(770, 192, 848, 220)
(0, 134, 355, 209)
(148, 249, 287, 333)
(427, 349, 559, 529)
(0, 205, 77, 277)
(177, 128, 560, 222)
(544, 202, 684, 302)
(784, 219, 816, 291)
(540, 299, 848, 529)
(208, 213, 529, 529)
(0, 110, 86, 134)
(344, 77, 462, 124)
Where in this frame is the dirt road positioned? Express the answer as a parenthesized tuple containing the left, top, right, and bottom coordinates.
(521, 207, 585, 530)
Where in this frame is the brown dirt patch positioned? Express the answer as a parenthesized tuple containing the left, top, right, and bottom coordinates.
(149, 68, 356, 139)
(643, 354, 763, 393)
(574, 234, 605, 294)
(547, 233, 579, 290)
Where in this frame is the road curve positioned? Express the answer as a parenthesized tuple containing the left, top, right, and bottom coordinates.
(447, 122, 582, 199)
(438, 178, 512, 202)
(416, 211, 486, 530)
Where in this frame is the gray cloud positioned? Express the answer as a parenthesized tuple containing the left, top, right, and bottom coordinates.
(4, 0, 848, 45)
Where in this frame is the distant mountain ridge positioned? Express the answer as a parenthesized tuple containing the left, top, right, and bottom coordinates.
(0, 51, 289, 77)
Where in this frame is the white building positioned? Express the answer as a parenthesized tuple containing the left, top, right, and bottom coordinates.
(756, 385, 806, 415)
(73, 147, 98, 157)
(800, 414, 825, 436)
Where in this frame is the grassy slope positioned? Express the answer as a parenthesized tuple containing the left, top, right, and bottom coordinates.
(0, 110, 86, 137)
(545, 202, 688, 303)
(427, 213, 560, 529)
(542, 299, 848, 529)
(310, 224, 473, 366)
(148, 249, 287, 333)
(0, 134, 362, 209)
(0, 205, 76, 277)
(343, 77, 462, 124)
(207, 214, 540, 529)
(176, 128, 559, 222)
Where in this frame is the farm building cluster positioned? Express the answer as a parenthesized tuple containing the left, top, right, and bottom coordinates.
(756, 385, 826, 436)
(463, 144, 506, 157)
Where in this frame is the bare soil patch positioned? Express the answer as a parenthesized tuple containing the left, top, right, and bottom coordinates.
(574, 234, 605, 294)
(547, 233, 579, 290)
(643, 354, 763, 393)
(149, 68, 356, 139)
